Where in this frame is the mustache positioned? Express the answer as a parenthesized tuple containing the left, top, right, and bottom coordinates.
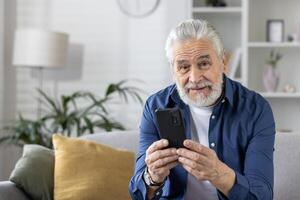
(184, 81, 213, 90)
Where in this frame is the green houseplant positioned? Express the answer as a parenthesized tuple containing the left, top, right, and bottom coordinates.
(266, 50, 282, 68)
(0, 80, 144, 148)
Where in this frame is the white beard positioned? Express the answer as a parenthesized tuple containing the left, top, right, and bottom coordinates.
(175, 73, 223, 107)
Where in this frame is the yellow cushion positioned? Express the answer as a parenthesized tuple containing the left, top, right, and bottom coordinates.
(52, 134, 135, 200)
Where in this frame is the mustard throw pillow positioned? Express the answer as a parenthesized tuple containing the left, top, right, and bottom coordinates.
(52, 134, 135, 200)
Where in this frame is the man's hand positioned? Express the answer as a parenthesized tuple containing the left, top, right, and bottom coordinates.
(145, 139, 179, 184)
(177, 139, 236, 197)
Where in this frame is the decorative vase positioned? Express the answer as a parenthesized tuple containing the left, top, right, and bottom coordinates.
(263, 64, 279, 92)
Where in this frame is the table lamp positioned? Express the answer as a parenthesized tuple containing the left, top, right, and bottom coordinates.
(12, 29, 69, 118)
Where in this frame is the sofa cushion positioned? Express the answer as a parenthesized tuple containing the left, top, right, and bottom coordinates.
(0, 181, 30, 200)
(81, 130, 139, 155)
(52, 134, 135, 200)
(274, 132, 300, 200)
(9, 145, 54, 200)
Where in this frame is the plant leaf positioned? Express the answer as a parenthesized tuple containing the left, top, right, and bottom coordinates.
(37, 89, 60, 114)
(83, 117, 94, 134)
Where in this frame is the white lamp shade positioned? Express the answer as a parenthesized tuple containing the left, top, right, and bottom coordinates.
(13, 29, 69, 68)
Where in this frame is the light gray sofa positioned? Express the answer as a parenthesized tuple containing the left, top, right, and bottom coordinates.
(0, 131, 299, 200)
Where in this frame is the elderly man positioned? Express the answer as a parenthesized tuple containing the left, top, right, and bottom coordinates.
(129, 19, 275, 200)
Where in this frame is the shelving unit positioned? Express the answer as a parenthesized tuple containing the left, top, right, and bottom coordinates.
(248, 42, 300, 48)
(192, 7, 242, 13)
(190, 0, 300, 132)
(260, 93, 300, 98)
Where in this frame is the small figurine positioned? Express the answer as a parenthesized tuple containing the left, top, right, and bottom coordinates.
(283, 84, 296, 93)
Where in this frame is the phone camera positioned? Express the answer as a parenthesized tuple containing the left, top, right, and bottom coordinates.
(172, 116, 178, 124)
(171, 115, 181, 126)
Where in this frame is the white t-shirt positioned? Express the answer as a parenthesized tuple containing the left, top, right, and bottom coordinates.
(184, 105, 219, 200)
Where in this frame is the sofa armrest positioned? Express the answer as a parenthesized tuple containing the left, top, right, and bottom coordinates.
(0, 181, 30, 200)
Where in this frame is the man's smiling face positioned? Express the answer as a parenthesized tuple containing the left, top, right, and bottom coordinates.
(172, 38, 225, 107)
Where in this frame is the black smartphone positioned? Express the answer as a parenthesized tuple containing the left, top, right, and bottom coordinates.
(155, 108, 186, 148)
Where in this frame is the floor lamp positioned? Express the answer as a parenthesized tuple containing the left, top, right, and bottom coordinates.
(12, 29, 69, 119)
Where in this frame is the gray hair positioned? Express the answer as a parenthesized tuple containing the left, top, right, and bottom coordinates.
(165, 19, 224, 63)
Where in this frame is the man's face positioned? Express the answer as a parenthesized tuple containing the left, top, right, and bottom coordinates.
(172, 38, 225, 107)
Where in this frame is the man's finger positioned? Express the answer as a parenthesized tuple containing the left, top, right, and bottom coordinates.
(147, 148, 177, 164)
(147, 139, 169, 155)
(149, 161, 178, 182)
(183, 139, 212, 156)
(151, 155, 179, 168)
(178, 156, 205, 171)
(177, 148, 210, 165)
(161, 160, 179, 171)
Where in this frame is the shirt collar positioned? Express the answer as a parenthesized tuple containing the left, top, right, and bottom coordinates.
(169, 73, 234, 107)
(223, 74, 234, 107)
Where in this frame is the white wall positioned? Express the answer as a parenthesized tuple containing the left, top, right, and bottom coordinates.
(0, 0, 196, 180)
(0, 0, 4, 181)
(0, 0, 3, 127)
(0, 0, 21, 181)
(0, 0, 189, 181)
(15, 0, 190, 130)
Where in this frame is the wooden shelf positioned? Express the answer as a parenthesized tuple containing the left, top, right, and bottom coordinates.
(248, 42, 300, 48)
(260, 92, 300, 98)
(192, 7, 242, 13)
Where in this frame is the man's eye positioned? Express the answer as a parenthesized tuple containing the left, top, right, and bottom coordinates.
(178, 65, 190, 71)
(198, 61, 211, 68)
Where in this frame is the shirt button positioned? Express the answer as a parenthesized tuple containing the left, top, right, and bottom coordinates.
(211, 115, 215, 119)
(221, 99, 225, 103)
(210, 142, 216, 147)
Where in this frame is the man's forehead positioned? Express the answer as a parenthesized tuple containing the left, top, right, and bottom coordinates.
(174, 53, 211, 63)
(173, 38, 214, 50)
(172, 39, 215, 61)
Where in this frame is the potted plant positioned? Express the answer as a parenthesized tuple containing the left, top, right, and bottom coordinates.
(263, 50, 282, 92)
(0, 80, 144, 148)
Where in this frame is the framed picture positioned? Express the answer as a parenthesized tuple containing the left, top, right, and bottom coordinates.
(267, 19, 284, 42)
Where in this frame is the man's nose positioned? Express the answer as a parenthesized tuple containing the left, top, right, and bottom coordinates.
(189, 65, 203, 83)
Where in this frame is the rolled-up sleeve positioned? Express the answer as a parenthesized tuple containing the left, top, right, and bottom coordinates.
(228, 102, 275, 200)
(129, 98, 168, 200)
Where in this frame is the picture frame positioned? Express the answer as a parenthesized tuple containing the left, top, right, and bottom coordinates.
(266, 19, 284, 42)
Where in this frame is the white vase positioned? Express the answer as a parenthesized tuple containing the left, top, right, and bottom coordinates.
(263, 64, 279, 92)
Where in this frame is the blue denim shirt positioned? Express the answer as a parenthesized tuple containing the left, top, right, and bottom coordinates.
(129, 75, 275, 200)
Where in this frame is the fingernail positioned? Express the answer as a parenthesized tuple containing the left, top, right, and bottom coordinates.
(184, 140, 189, 146)
(163, 140, 168, 145)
